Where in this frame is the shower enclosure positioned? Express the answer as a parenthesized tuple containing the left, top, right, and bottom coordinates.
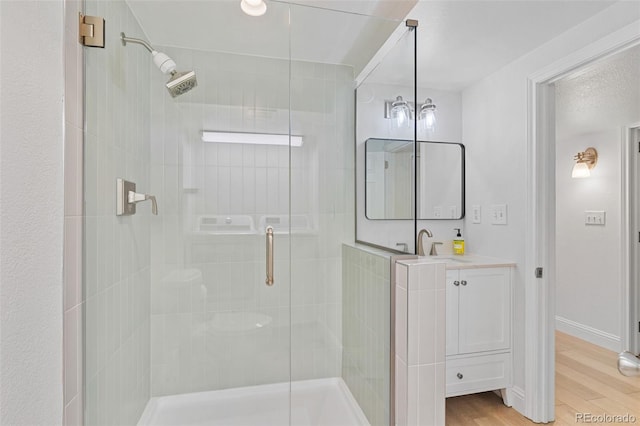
(82, 1, 402, 424)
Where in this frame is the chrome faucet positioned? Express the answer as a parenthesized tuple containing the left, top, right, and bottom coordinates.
(430, 242, 443, 256)
(417, 229, 433, 256)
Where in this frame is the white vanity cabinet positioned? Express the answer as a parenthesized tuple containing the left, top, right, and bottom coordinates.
(394, 255, 515, 425)
(445, 266, 512, 399)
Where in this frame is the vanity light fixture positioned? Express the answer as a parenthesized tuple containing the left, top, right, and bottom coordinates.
(384, 96, 437, 131)
(202, 131, 303, 147)
(241, 0, 267, 16)
(571, 147, 598, 178)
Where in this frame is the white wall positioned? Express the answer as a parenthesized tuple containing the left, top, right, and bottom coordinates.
(462, 1, 640, 408)
(0, 1, 65, 424)
(555, 45, 640, 350)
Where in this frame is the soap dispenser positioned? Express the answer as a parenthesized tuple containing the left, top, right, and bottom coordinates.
(453, 228, 465, 255)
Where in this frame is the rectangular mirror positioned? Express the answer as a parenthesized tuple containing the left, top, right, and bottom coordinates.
(365, 138, 465, 220)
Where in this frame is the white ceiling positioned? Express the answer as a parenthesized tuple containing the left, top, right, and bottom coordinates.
(369, 0, 618, 90)
(126, 0, 618, 92)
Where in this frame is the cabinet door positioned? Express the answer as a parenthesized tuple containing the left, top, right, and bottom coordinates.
(458, 268, 510, 354)
(445, 270, 459, 356)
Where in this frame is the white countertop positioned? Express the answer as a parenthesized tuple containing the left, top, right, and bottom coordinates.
(397, 254, 516, 270)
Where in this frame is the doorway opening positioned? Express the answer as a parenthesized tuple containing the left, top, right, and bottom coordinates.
(527, 26, 640, 423)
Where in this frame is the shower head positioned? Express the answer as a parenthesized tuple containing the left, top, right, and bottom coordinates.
(166, 70, 198, 98)
(121, 32, 198, 98)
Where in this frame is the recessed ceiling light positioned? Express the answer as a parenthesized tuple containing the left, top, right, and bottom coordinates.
(241, 0, 266, 17)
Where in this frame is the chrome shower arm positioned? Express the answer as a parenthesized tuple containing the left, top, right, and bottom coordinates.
(120, 32, 154, 53)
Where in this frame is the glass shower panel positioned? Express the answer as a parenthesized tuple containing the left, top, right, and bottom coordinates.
(148, 2, 294, 421)
(83, 0, 292, 424)
(289, 5, 401, 425)
(356, 27, 417, 253)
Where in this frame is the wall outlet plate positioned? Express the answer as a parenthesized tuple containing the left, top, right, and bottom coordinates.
(585, 210, 606, 225)
(491, 204, 508, 225)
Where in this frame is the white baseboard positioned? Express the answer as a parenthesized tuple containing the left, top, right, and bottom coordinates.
(508, 386, 526, 417)
(555, 316, 621, 352)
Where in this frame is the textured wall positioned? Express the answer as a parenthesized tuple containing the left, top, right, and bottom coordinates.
(555, 45, 640, 350)
(0, 1, 65, 424)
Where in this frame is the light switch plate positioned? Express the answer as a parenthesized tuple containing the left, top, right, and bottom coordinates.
(585, 210, 606, 225)
(472, 205, 481, 224)
(449, 206, 458, 219)
(491, 204, 508, 225)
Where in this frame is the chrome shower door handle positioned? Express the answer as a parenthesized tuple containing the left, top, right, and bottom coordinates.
(265, 226, 274, 286)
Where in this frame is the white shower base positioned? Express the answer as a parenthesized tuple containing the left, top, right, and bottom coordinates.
(137, 377, 369, 426)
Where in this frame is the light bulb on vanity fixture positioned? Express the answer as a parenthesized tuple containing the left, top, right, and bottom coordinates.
(241, 0, 266, 16)
(419, 98, 436, 133)
(389, 96, 411, 129)
(571, 147, 598, 178)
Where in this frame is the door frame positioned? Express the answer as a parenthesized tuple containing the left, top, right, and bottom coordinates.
(525, 21, 640, 423)
(627, 124, 640, 355)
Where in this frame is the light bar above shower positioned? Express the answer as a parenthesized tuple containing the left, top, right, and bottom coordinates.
(201, 131, 303, 147)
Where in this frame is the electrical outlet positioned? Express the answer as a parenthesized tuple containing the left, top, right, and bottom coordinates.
(472, 205, 481, 224)
(585, 211, 606, 225)
(433, 206, 442, 218)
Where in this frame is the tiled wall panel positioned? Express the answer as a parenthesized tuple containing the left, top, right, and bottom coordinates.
(342, 244, 391, 426)
(81, 1, 153, 424)
(395, 262, 446, 426)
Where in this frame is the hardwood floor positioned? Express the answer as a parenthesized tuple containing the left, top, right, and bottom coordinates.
(445, 331, 640, 425)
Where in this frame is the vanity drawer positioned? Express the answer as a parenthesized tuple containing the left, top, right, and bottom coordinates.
(446, 352, 511, 397)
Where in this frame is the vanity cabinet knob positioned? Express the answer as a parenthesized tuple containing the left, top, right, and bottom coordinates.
(457, 373, 463, 380)
(453, 281, 460, 286)
(461, 280, 467, 286)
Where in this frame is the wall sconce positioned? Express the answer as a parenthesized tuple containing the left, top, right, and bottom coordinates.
(384, 96, 436, 132)
(571, 147, 598, 178)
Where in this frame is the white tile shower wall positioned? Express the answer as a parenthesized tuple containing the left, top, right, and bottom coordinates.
(342, 244, 391, 426)
(83, 1, 152, 424)
(64, 1, 85, 424)
(149, 46, 354, 395)
(395, 262, 446, 426)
